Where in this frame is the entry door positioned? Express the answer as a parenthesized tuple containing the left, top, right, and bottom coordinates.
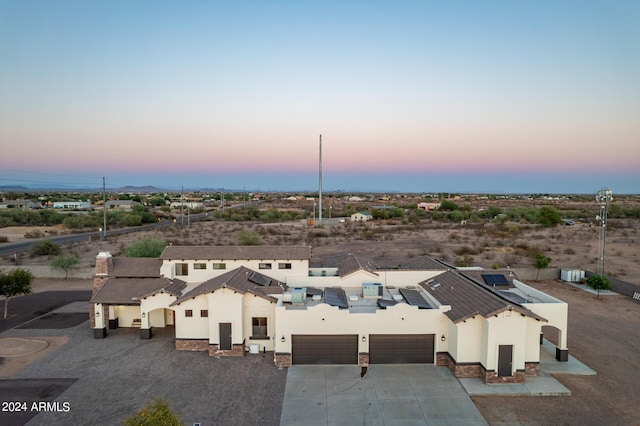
(498, 345, 513, 377)
(219, 323, 232, 350)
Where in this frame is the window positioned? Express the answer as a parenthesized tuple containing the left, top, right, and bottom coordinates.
(185, 310, 193, 317)
(259, 263, 272, 270)
(194, 263, 207, 270)
(200, 310, 208, 317)
(212, 263, 226, 270)
(278, 263, 292, 270)
(252, 317, 268, 339)
(176, 263, 188, 276)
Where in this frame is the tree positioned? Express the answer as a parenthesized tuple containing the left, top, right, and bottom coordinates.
(439, 200, 460, 211)
(537, 206, 562, 227)
(237, 229, 261, 245)
(51, 254, 79, 279)
(123, 399, 183, 426)
(29, 239, 60, 257)
(0, 268, 34, 318)
(533, 253, 551, 280)
(586, 275, 612, 299)
(125, 238, 166, 258)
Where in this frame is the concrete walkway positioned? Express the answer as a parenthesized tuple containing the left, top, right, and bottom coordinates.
(459, 339, 595, 397)
(281, 365, 487, 426)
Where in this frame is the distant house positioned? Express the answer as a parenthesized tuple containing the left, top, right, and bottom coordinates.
(418, 202, 441, 211)
(0, 200, 39, 209)
(170, 201, 205, 210)
(105, 200, 139, 211)
(53, 200, 91, 210)
(351, 211, 372, 222)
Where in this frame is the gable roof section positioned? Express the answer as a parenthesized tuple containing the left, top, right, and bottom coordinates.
(171, 266, 285, 305)
(419, 271, 546, 323)
(398, 255, 448, 270)
(160, 245, 311, 261)
(91, 277, 185, 304)
(110, 258, 162, 278)
(337, 254, 379, 277)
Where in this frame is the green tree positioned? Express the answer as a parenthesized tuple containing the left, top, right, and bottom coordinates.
(237, 229, 261, 245)
(439, 200, 460, 211)
(29, 239, 60, 257)
(533, 253, 551, 280)
(125, 238, 167, 258)
(51, 254, 79, 279)
(0, 268, 34, 318)
(537, 206, 562, 227)
(123, 399, 183, 426)
(586, 275, 612, 299)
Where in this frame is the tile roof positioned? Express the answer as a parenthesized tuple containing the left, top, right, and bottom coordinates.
(159, 245, 311, 261)
(337, 254, 379, 277)
(398, 255, 448, 270)
(171, 266, 285, 306)
(110, 258, 162, 278)
(419, 271, 546, 323)
(461, 270, 518, 288)
(91, 278, 186, 304)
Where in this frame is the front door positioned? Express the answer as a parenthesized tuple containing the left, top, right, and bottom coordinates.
(219, 323, 232, 350)
(498, 345, 513, 377)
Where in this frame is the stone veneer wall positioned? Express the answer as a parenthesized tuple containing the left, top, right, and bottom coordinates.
(175, 339, 209, 351)
(439, 352, 482, 378)
(209, 343, 245, 357)
(481, 366, 525, 384)
(525, 362, 540, 376)
(275, 353, 292, 368)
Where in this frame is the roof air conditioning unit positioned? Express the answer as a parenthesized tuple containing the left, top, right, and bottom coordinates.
(362, 282, 383, 298)
(291, 287, 306, 304)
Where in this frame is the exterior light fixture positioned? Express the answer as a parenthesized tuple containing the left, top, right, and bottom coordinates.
(95, 311, 100, 317)
(281, 336, 285, 342)
(441, 334, 446, 342)
(362, 336, 366, 342)
(142, 312, 146, 318)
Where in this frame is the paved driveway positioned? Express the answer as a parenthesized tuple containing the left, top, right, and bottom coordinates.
(281, 365, 487, 425)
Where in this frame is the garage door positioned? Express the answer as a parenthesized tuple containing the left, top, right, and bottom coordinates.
(369, 334, 434, 364)
(292, 334, 358, 364)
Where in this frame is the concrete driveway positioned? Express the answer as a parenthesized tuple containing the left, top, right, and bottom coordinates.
(280, 364, 487, 425)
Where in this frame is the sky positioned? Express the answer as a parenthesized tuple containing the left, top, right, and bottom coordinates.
(0, 1, 639, 193)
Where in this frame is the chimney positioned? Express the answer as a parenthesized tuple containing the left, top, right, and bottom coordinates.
(95, 252, 113, 276)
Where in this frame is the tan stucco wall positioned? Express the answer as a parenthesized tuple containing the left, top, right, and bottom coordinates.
(483, 314, 529, 373)
(208, 289, 244, 345)
(243, 294, 277, 351)
(454, 317, 484, 363)
(174, 298, 209, 339)
(160, 259, 308, 282)
(140, 292, 178, 328)
(115, 306, 141, 328)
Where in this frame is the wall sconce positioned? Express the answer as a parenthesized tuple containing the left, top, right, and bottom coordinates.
(361, 336, 366, 342)
(141, 312, 146, 318)
(95, 311, 100, 317)
(441, 334, 446, 342)
(281, 336, 285, 343)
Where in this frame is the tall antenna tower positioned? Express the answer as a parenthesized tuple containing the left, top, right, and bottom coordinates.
(318, 134, 322, 227)
(595, 188, 613, 276)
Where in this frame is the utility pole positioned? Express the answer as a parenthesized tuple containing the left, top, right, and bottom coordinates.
(596, 188, 613, 276)
(102, 177, 107, 239)
(318, 134, 322, 227)
(181, 186, 184, 225)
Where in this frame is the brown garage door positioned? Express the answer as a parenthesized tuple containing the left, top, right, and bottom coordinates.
(369, 334, 434, 364)
(292, 334, 358, 364)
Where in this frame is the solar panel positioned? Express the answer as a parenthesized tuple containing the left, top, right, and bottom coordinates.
(325, 288, 348, 309)
(377, 299, 398, 309)
(482, 274, 510, 286)
(399, 289, 432, 309)
(499, 290, 527, 304)
(306, 287, 323, 297)
(248, 272, 271, 286)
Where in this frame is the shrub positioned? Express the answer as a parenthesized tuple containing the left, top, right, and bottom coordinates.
(586, 275, 612, 298)
(123, 399, 183, 426)
(454, 254, 474, 267)
(29, 239, 60, 257)
(125, 238, 167, 258)
(237, 229, 261, 245)
(51, 254, 79, 279)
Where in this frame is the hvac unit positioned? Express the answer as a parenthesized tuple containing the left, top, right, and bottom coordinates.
(291, 287, 307, 303)
(560, 269, 585, 283)
(362, 282, 383, 298)
(282, 292, 292, 302)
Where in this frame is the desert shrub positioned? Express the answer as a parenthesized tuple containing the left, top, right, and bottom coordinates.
(125, 238, 166, 258)
(0, 236, 8, 242)
(237, 229, 261, 245)
(29, 239, 60, 257)
(24, 229, 43, 238)
(537, 206, 562, 227)
(455, 246, 477, 256)
(123, 398, 183, 426)
(454, 254, 474, 267)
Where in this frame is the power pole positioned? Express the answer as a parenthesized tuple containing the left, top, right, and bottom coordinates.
(318, 134, 322, 227)
(181, 186, 184, 225)
(102, 177, 107, 239)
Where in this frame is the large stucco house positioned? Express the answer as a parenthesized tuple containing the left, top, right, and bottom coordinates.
(90, 245, 569, 384)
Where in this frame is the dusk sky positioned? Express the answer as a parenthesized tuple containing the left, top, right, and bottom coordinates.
(1, 1, 639, 193)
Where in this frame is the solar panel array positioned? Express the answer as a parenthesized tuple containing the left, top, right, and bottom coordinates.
(377, 299, 398, 309)
(325, 288, 348, 308)
(248, 272, 271, 286)
(499, 290, 527, 304)
(482, 274, 510, 286)
(399, 289, 432, 309)
(306, 287, 323, 297)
